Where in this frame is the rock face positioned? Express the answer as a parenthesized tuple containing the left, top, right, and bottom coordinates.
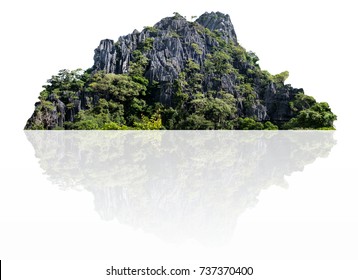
(196, 12, 237, 43)
(93, 39, 117, 73)
(91, 11, 299, 121)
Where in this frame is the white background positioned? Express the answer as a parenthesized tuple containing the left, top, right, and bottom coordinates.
(0, 0, 358, 279)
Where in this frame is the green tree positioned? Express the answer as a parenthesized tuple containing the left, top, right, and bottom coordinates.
(102, 122, 128, 130)
(180, 114, 215, 130)
(284, 102, 337, 129)
(289, 93, 316, 112)
(89, 73, 146, 102)
(205, 51, 234, 75)
(273, 71, 289, 84)
(45, 69, 86, 92)
(133, 113, 163, 130)
(233, 117, 265, 130)
(264, 121, 278, 130)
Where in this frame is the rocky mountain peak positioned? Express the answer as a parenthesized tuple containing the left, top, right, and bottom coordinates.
(196, 12, 237, 43)
(154, 13, 189, 31)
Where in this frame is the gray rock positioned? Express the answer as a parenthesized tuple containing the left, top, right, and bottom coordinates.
(92, 11, 241, 105)
(195, 12, 237, 44)
(91, 11, 305, 120)
(264, 83, 303, 122)
(93, 39, 117, 73)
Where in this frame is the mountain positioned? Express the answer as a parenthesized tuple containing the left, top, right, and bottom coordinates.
(25, 12, 336, 130)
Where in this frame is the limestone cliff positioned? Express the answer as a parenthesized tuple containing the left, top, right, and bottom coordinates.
(25, 12, 336, 130)
(91, 12, 298, 122)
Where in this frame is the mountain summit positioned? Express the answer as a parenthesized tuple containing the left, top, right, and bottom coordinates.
(25, 12, 336, 130)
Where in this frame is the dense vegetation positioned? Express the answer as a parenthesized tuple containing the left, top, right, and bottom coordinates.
(25, 13, 336, 130)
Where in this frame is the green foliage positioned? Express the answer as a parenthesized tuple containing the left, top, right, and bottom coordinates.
(232, 118, 277, 130)
(237, 83, 256, 109)
(45, 69, 86, 92)
(205, 51, 234, 75)
(232, 45, 248, 63)
(203, 28, 226, 47)
(289, 93, 316, 112)
(191, 43, 203, 55)
(181, 114, 215, 130)
(247, 51, 259, 64)
(173, 12, 183, 19)
(235, 118, 264, 130)
(74, 120, 99, 130)
(102, 122, 128, 130)
(133, 113, 163, 130)
(284, 102, 337, 129)
(138, 38, 154, 52)
(186, 59, 200, 73)
(183, 93, 236, 129)
(66, 112, 100, 130)
(129, 50, 149, 86)
(39, 90, 50, 101)
(284, 92, 336, 129)
(273, 71, 289, 84)
(264, 121, 278, 130)
(28, 123, 45, 130)
(89, 73, 146, 101)
(237, 83, 254, 96)
(143, 26, 158, 36)
(41, 100, 56, 111)
(168, 31, 180, 38)
(66, 103, 75, 109)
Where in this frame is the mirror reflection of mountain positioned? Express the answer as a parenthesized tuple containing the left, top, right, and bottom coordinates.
(25, 131, 336, 245)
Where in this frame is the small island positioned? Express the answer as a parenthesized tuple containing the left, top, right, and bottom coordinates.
(25, 12, 336, 130)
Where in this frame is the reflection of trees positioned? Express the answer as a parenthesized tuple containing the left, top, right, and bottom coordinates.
(26, 131, 336, 245)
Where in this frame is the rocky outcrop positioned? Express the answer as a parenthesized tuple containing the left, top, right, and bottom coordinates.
(263, 83, 303, 122)
(196, 12, 237, 43)
(93, 39, 117, 73)
(91, 11, 300, 121)
(25, 91, 82, 130)
(25, 11, 335, 129)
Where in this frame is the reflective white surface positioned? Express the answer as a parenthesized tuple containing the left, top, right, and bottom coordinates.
(1, 129, 358, 279)
(2, 130, 358, 263)
(24, 131, 337, 246)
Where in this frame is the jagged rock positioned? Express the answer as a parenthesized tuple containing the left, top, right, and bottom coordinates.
(90, 11, 295, 119)
(93, 13, 227, 106)
(196, 12, 237, 44)
(93, 39, 117, 73)
(25, 99, 62, 130)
